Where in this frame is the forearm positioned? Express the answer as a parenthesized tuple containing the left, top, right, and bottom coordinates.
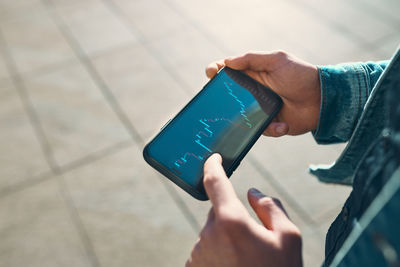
(313, 60, 389, 144)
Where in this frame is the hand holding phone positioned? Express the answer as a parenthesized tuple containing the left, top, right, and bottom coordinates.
(207, 51, 321, 137)
(143, 67, 282, 200)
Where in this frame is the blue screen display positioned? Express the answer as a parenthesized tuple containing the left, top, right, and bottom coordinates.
(146, 68, 281, 191)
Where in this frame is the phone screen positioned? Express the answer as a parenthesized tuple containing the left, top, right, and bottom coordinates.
(144, 67, 281, 198)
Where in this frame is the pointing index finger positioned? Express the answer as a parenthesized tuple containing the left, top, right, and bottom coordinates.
(203, 154, 238, 209)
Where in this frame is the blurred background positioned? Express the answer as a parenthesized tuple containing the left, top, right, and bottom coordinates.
(0, 0, 399, 266)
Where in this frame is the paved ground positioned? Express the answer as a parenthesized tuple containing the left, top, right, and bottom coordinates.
(0, 0, 399, 266)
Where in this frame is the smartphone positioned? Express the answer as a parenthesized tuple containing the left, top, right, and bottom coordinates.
(143, 67, 282, 200)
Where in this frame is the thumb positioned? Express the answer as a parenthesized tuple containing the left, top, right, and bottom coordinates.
(247, 188, 292, 232)
(203, 154, 238, 210)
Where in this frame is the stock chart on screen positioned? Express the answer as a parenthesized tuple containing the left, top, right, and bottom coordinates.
(147, 68, 277, 187)
(171, 80, 254, 176)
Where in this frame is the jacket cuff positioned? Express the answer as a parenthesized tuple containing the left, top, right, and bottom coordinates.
(313, 63, 370, 144)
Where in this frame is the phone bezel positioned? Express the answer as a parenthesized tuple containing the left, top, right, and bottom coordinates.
(143, 67, 282, 200)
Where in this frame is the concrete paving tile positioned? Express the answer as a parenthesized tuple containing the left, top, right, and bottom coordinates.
(251, 1, 364, 65)
(162, 0, 290, 55)
(165, 0, 256, 29)
(248, 134, 352, 223)
(0, 0, 43, 23)
(340, 46, 389, 64)
(301, 0, 397, 45)
(63, 143, 197, 267)
(48, 0, 98, 9)
(165, 0, 361, 65)
(168, 1, 312, 61)
(376, 0, 400, 24)
(0, 179, 91, 267)
(54, 0, 138, 55)
(0, 9, 77, 75)
(313, 199, 347, 226)
(301, 227, 326, 267)
(350, 0, 400, 27)
(0, 48, 10, 81)
(23, 61, 131, 167)
(378, 35, 400, 59)
(91, 43, 191, 140)
(0, 80, 50, 192)
(113, 0, 188, 40)
(148, 25, 226, 93)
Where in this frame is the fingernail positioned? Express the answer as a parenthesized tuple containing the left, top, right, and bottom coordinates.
(249, 188, 266, 198)
(206, 153, 222, 164)
(212, 153, 222, 160)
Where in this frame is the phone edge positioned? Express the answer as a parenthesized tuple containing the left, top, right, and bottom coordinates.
(143, 144, 209, 201)
(142, 67, 283, 201)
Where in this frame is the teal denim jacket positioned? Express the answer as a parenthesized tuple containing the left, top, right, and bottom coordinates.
(309, 48, 400, 266)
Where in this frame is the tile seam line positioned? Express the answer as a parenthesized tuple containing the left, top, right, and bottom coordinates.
(56, 174, 102, 267)
(0, 29, 60, 174)
(161, 180, 202, 233)
(30, 0, 203, 237)
(2, 20, 98, 265)
(58, 139, 134, 174)
(101, 0, 199, 96)
(100, 0, 206, 233)
(0, 140, 134, 201)
(0, 172, 54, 200)
(160, 0, 339, 63)
(161, 0, 233, 54)
(247, 154, 318, 227)
(8, 40, 144, 83)
(284, 0, 388, 52)
(42, 0, 143, 146)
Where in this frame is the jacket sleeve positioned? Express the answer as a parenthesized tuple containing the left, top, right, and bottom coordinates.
(313, 61, 389, 144)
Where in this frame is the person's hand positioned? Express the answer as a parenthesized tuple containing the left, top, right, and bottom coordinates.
(206, 51, 320, 137)
(186, 154, 302, 267)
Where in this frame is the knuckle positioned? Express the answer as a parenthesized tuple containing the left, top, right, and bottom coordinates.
(273, 50, 289, 59)
(243, 51, 257, 59)
(203, 173, 218, 187)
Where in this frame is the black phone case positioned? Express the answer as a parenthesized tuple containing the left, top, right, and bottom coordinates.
(143, 67, 282, 200)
